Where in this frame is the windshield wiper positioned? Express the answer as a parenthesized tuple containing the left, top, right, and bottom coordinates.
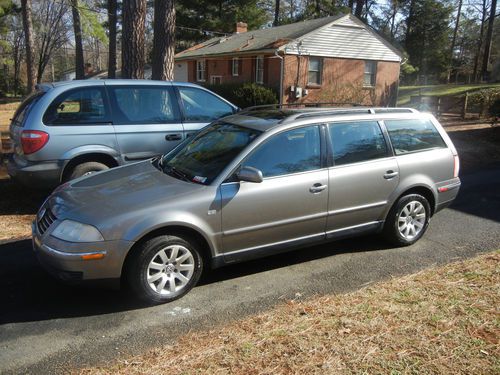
(164, 165, 191, 182)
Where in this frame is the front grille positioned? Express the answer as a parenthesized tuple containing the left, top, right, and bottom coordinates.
(37, 206, 56, 235)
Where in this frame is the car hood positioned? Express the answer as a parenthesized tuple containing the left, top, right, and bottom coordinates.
(48, 161, 206, 223)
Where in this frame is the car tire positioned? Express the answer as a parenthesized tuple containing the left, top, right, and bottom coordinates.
(68, 161, 109, 180)
(126, 235, 203, 305)
(383, 194, 431, 246)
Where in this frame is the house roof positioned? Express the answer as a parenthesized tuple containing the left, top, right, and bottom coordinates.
(175, 14, 345, 60)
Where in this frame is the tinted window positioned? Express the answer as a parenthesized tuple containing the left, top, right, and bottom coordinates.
(178, 86, 233, 122)
(43, 88, 108, 125)
(244, 126, 321, 178)
(385, 119, 446, 155)
(329, 121, 388, 165)
(12, 91, 44, 127)
(109, 86, 179, 125)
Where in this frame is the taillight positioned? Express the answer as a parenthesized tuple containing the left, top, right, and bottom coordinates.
(21, 130, 49, 155)
(453, 155, 460, 178)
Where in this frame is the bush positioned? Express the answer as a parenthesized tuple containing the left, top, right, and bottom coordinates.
(466, 88, 500, 116)
(205, 83, 278, 109)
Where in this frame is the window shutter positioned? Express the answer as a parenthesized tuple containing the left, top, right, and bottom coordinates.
(264, 57, 269, 84)
(238, 57, 243, 75)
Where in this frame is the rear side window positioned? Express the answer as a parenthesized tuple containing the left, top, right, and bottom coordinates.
(178, 86, 234, 122)
(109, 86, 180, 125)
(385, 119, 446, 155)
(12, 91, 44, 127)
(329, 121, 388, 166)
(43, 88, 109, 125)
(244, 125, 321, 178)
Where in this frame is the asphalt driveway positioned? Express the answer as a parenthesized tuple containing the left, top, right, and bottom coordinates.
(0, 163, 499, 374)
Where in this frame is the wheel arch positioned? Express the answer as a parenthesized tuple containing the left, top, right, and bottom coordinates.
(389, 185, 437, 218)
(61, 152, 119, 182)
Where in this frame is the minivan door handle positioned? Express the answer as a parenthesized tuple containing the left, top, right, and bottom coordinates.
(384, 170, 399, 179)
(165, 133, 182, 141)
(309, 183, 327, 193)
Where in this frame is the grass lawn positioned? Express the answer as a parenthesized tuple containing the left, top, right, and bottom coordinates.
(397, 83, 500, 106)
(79, 251, 500, 375)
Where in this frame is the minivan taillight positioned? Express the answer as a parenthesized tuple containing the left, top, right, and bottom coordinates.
(453, 155, 460, 178)
(21, 130, 49, 155)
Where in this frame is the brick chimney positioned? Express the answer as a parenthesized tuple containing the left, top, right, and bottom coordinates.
(236, 22, 247, 34)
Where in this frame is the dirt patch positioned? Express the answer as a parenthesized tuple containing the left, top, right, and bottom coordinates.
(78, 251, 500, 375)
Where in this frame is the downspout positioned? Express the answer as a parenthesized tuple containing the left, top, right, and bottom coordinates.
(274, 50, 284, 105)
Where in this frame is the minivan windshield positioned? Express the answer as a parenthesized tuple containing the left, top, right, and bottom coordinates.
(159, 122, 261, 185)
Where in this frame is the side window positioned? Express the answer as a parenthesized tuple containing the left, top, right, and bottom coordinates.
(329, 121, 388, 166)
(244, 126, 321, 178)
(43, 88, 108, 125)
(178, 87, 234, 122)
(109, 86, 180, 125)
(385, 119, 447, 155)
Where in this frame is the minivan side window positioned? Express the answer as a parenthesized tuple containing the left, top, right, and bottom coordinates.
(329, 121, 388, 166)
(109, 86, 180, 125)
(43, 88, 109, 125)
(385, 119, 446, 155)
(178, 87, 234, 122)
(244, 126, 321, 178)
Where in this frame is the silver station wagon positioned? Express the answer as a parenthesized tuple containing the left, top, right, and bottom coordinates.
(8, 80, 237, 188)
(32, 107, 461, 304)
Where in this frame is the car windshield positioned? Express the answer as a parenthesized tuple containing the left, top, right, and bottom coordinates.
(160, 122, 261, 185)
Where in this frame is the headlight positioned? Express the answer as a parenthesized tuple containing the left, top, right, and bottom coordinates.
(51, 220, 104, 242)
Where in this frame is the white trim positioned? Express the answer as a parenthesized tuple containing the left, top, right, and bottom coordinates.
(255, 55, 264, 84)
(196, 59, 206, 82)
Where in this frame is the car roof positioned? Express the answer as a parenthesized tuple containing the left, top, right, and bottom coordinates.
(36, 79, 210, 90)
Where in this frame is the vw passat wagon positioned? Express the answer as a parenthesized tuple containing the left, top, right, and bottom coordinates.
(8, 80, 237, 188)
(33, 108, 461, 304)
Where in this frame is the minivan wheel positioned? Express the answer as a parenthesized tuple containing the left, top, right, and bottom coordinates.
(68, 161, 109, 180)
(383, 194, 431, 246)
(126, 235, 203, 304)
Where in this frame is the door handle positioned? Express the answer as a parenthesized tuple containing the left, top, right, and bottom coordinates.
(384, 170, 399, 179)
(309, 183, 327, 193)
(165, 134, 182, 141)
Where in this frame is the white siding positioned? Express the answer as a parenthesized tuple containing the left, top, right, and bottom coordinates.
(283, 15, 401, 62)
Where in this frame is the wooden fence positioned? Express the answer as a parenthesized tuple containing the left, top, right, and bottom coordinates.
(408, 93, 481, 118)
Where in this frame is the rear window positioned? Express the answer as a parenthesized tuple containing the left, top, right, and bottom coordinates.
(11, 91, 44, 127)
(385, 119, 446, 155)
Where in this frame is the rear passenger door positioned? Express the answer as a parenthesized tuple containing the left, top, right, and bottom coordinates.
(326, 120, 399, 235)
(176, 86, 235, 138)
(107, 84, 183, 162)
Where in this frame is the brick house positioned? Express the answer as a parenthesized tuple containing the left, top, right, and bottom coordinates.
(174, 14, 402, 106)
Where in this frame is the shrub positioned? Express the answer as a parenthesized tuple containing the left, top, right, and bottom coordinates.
(205, 83, 278, 109)
(466, 88, 500, 116)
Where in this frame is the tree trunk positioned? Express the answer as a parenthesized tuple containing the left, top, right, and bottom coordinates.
(348, 0, 354, 12)
(473, 0, 487, 82)
(273, 0, 280, 26)
(107, 0, 117, 78)
(21, 0, 36, 93)
(71, 0, 85, 79)
(389, 0, 397, 40)
(121, 0, 146, 79)
(446, 0, 462, 83)
(152, 0, 176, 81)
(480, 0, 497, 81)
(354, 0, 363, 18)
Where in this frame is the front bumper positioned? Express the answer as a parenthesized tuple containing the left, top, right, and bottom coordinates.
(32, 222, 134, 282)
(7, 154, 62, 189)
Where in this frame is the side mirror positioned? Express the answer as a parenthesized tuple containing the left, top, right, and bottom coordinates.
(236, 166, 263, 183)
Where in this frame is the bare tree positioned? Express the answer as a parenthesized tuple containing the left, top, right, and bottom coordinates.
(447, 0, 463, 83)
(481, 0, 497, 80)
(107, 0, 117, 78)
(121, 0, 146, 79)
(152, 0, 175, 80)
(354, 0, 363, 18)
(273, 0, 280, 26)
(71, 0, 85, 79)
(473, 0, 487, 81)
(21, 0, 36, 92)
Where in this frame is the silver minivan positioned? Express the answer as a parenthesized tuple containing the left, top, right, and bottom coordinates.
(32, 107, 461, 304)
(8, 80, 237, 188)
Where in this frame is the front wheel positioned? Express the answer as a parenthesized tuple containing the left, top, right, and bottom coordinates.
(126, 235, 203, 304)
(383, 194, 431, 246)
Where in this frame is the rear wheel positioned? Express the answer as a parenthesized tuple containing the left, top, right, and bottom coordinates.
(383, 194, 430, 246)
(68, 161, 109, 180)
(126, 235, 203, 304)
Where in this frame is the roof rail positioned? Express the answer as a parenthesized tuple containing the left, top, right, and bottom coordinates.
(286, 107, 418, 121)
(240, 102, 362, 113)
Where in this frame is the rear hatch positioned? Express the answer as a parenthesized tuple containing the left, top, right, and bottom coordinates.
(9, 89, 46, 156)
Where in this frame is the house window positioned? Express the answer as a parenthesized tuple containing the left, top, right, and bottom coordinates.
(364, 61, 377, 87)
(255, 56, 264, 84)
(232, 58, 239, 76)
(308, 57, 322, 85)
(211, 76, 222, 85)
(196, 60, 206, 82)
